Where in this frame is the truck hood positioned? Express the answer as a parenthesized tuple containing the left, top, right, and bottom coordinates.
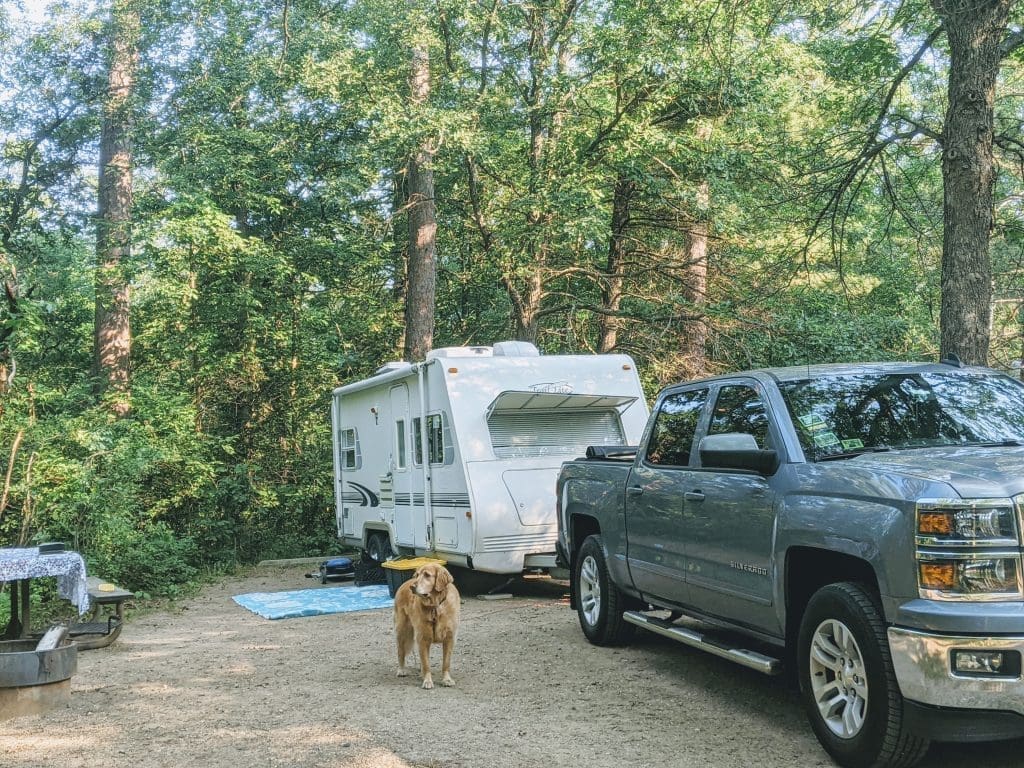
(847, 446, 1024, 499)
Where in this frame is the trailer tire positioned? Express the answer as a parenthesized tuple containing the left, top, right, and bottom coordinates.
(366, 533, 393, 563)
(574, 535, 636, 646)
(797, 582, 929, 768)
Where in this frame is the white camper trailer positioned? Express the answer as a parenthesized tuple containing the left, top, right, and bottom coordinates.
(330, 341, 649, 574)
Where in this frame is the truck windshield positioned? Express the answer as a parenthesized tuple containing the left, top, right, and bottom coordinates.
(778, 371, 1024, 460)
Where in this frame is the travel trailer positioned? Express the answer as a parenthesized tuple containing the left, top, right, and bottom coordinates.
(330, 341, 649, 574)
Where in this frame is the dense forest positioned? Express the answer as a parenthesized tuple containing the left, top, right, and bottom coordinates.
(1, 0, 1022, 595)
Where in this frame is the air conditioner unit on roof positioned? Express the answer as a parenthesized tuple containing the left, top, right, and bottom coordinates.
(492, 341, 540, 357)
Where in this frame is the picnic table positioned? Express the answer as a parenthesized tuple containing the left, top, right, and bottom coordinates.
(0, 547, 90, 639)
(69, 577, 134, 649)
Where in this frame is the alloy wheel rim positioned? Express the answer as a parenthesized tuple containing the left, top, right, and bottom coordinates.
(809, 618, 869, 739)
(579, 555, 601, 627)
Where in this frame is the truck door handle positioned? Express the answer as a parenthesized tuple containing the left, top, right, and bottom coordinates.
(626, 486, 644, 497)
(684, 491, 705, 502)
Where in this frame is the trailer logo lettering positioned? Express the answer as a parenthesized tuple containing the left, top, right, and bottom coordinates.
(529, 382, 573, 394)
(347, 482, 379, 507)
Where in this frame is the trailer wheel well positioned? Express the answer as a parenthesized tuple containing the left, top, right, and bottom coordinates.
(362, 528, 394, 562)
(362, 526, 389, 547)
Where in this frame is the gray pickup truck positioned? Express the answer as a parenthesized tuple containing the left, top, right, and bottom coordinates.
(555, 361, 1024, 768)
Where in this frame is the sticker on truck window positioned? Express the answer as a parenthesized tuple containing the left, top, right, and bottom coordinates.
(841, 438, 864, 450)
(798, 414, 829, 433)
(812, 431, 841, 448)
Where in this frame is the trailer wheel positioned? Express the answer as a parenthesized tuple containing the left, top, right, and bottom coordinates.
(366, 533, 393, 563)
(797, 582, 928, 768)
(573, 535, 636, 646)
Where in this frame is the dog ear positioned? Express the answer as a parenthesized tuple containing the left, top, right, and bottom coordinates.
(433, 566, 451, 594)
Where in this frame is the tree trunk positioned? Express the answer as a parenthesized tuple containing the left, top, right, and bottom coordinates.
(598, 176, 635, 353)
(506, 5, 567, 345)
(402, 45, 437, 363)
(93, 0, 139, 416)
(513, 69, 547, 345)
(391, 173, 408, 357)
(932, 0, 1013, 365)
(680, 182, 710, 379)
(0, 275, 17, 398)
(515, 268, 544, 343)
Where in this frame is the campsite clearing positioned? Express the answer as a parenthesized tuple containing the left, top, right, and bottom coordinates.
(2, 565, 1022, 768)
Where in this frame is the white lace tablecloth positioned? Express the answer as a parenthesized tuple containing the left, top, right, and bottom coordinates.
(0, 547, 91, 615)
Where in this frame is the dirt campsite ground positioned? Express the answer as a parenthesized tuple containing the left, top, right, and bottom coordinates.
(3, 564, 1024, 768)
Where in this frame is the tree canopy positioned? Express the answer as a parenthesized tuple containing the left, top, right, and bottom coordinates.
(1, 0, 1022, 594)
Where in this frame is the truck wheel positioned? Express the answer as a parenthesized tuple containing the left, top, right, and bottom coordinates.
(574, 535, 636, 646)
(797, 582, 929, 768)
(366, 533, 393, 563)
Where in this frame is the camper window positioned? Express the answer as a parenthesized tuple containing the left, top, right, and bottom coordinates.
(395, 420, 407, 469)
(488, 409, 626, 458)
(339, 427, 361, 469)
(412, 413, 446, 465)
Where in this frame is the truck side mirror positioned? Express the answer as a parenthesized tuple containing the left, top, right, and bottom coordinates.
(699, 433, 780, 475)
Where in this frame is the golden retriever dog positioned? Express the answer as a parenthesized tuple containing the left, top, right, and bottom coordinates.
(394, 562, 460, 689)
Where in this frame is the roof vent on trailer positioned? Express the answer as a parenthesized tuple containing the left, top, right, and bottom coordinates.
(492, 341, 540, 357)
(426, 346, 494, 360)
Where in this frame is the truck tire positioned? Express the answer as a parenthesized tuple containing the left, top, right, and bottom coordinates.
(574, 535, 636, 646)
(797, 582, 929, 768)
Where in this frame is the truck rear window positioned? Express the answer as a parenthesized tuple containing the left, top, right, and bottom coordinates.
(779, 371, 1024, 460)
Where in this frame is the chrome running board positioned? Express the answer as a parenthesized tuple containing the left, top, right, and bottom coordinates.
(623, 611, 782, 676)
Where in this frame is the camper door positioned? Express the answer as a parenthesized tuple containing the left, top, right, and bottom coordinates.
(390, 384, 415, 546)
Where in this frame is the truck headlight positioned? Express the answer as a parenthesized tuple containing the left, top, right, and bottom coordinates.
(916, 499, 1018, 546)
(918, 554, 1023, 600)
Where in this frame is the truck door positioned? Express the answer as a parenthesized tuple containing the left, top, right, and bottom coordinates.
(683, 381, 778, 629)
(624, 387, 709, 604)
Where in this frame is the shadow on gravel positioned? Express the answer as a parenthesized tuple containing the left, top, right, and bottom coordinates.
(452, 570, 571, 600)
(620, 629, 1024, 768)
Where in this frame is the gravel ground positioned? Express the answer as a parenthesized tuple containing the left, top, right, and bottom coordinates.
(2, 564, 1023, 768)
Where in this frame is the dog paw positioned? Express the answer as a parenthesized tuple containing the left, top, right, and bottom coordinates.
(440, 675, 455, 687)
(421, 678, 434, 690)
(396, 668, 408, 678)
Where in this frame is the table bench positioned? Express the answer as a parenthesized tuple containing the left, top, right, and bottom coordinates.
(68, 577, 133, 650)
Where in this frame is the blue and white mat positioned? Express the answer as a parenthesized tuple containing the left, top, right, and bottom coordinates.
(232, 584, 393, 620)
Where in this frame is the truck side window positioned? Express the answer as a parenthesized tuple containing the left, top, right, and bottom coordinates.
(645, 389, 708, 467)
(709, 385, 769, 448)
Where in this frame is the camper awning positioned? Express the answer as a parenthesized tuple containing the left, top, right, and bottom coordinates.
(486, 391, 638, 417)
